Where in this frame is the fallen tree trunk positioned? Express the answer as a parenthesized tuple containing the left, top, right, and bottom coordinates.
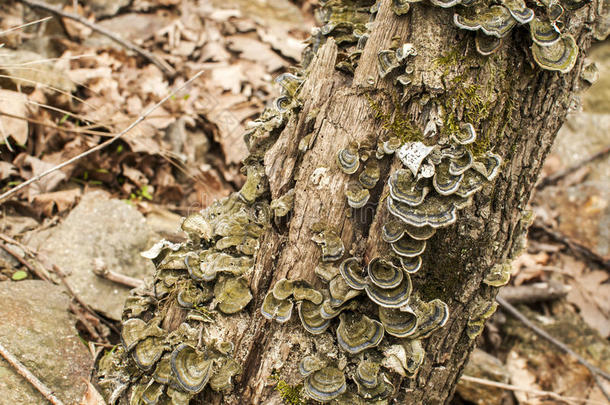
(95, 0, 600, 403)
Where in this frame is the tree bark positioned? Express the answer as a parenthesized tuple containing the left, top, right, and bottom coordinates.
(98, 0, 600, 404)
(211, 1, 597, 403)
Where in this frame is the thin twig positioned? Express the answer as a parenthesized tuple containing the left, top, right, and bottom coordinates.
(533, 223, 610, 269)
(16, 0, 176, 77)
(0, 242, 50, 281)
(496, 296, 610, 401)
(0, 70, 204, 203)
(0, 342, 66, 405)
(52, 264, 120, 336)
(460, 375, 609, 405)
(537, 145, 610, 189)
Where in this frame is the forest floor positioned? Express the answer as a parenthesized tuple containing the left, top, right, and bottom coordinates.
(0, 0, 609, 404)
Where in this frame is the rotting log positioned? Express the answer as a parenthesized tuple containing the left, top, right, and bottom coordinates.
(95, 0, 601, 404)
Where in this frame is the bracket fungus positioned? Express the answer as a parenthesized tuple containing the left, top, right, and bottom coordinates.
(466, 300, 498, 339)
(337, 144, 360, 174)
(170, 344, 213, 393)
(484, 262, 512, 287)
(261, 292, 294, 323)
(453, 5, 517, 38)
(336, 313, 385, 354)
(346, 182, 371, 208)
(312, 224, 345, 262)
(303, 366, 347, 402)
(531, 33, 579, 73)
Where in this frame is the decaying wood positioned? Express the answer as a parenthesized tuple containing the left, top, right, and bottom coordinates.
(141, 0, 599, 403)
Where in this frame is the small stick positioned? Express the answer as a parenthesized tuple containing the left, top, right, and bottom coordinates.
(496, 296, 610, 401)
(93, 267, 144, 289)
(15, 0, 176, 77)
(460, 375, 608, 405)
(0, 70, 204, 203)
(0, 242, 50, 281)
(52, 264, 121, 336)
(0, 342, 66, 405)
(537, 145, 610, 189)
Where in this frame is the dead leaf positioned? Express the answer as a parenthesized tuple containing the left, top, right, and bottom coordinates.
(0, 89, 29, 146)
(563, 255, 610, 337)
(506, 351, 543, 405)
(32, 188, 82, 217)
(512, 251, 550, 286)
(0, 161, 18, 181)
(13, 154, 67, 200)
(79, 379, 107, 405)
(0, 49, 76, 92)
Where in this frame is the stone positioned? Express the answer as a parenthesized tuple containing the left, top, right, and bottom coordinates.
(26, 191, 158, 320)
(0, 280, 93, 404)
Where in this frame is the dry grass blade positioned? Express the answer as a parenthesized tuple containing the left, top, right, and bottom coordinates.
(0, 70, 204, 203)
(0, 16, 52, 37)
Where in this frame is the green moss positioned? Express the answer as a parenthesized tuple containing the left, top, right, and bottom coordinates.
(367, 94, 423, 143)
(270, 372, 305, 405)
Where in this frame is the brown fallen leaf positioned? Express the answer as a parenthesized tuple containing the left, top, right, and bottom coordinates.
(32, 188, 82, 217)
(13, 154, 68, 201)
(79, 379, 107, 405)
(0, 89, 29, 146)
(512, 251, 551, 286)
(562, 255, 610, 337)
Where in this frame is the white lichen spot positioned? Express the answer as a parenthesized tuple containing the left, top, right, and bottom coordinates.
(310, 167, 331, 189)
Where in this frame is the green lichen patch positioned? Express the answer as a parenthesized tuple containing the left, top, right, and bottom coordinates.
(271, 372, 305, 405)
(367, 94, 423, 144)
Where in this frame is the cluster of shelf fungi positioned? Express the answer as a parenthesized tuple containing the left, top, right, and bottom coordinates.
(94, 0, 584, 403)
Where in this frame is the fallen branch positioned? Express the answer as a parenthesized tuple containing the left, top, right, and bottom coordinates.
(0, 342, 66, 405)
(0, 70, 204, 204)
(460, 375, 609, 405)
(537, 145, 610, 189)
(497, 281, 570, 305)
(15, 0, 176, 77)
(496, 296, 610, 401)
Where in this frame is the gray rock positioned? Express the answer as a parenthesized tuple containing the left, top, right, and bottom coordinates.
(26, 191, 157, 320)
(0, 280, 93, 404)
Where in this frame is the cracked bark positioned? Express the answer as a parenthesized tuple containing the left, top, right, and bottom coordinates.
(190, 0, 599, 403)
